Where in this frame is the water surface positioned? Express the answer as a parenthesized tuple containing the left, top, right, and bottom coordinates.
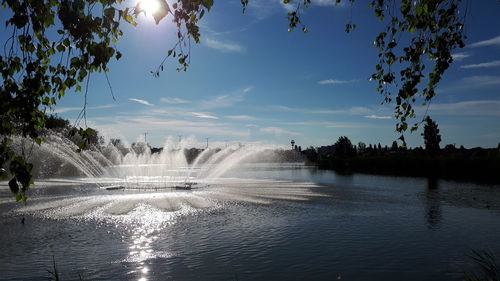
(1, 163, 499, 280)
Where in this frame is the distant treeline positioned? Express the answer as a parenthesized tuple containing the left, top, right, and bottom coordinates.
(299, 136, 500, 183)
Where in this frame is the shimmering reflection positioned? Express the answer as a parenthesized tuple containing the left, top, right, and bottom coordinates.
(5, 178, 325, 280)
(119, 204, 176, 281)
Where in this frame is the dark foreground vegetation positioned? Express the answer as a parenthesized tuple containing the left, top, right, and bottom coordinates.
(297, 116, 500, 183)
(301, 141, 500, 183)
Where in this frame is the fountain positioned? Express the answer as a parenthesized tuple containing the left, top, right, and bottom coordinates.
(17, 134, 302, 191)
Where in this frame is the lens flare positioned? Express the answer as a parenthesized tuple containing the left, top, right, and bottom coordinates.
(140, 0, 160, 15)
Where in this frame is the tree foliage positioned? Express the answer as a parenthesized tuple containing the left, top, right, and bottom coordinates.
(0, 0, 473, 201)
(422, 116, 441, 156)
(0, 0, 214, 201)
(332, 136, 356, 158)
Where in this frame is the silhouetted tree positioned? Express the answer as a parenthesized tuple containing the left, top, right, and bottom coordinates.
(444, 144, 456, 153)
(45, 115, 70, 130)
(422, 116, 441, 156)
(358, 142, 367, 154)
(391, 141, 398, 151)
(333, 136, 356, 158)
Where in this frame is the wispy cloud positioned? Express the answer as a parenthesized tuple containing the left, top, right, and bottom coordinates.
(159, 97, 190, 104)
(279, 120, 388, 129)
(315, 0, 345, 6)
(452, 52, 471, 61)
(267, 105, 376, 116)
(129, 98, 153, 106)
(192, 112, 219, 119)
(364, 115, 392, 120)
(52, 104, 117, 114)
(440, 75, 500, 92)
(426, 100, 500, 116)
(260, 126, 301, 136)
(225, 115, 258, 121)
(205, 38, 245, 53)
(469, 35, 500, 48)
(461, 60, 500, 69)
(201, 88, 250, 109)
(91, 115, 250, 141)
(460, 75, 500, 87)
(318, 78, 358, 85)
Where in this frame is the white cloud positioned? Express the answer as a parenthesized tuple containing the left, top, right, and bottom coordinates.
(364, 115, 392, 120)
(129, 98, 153, 106)
(90, 115, 251, 143)
(314, 0, 344, 6)
(159, 97, 190, 104)
(205, 38, 245, 53)
(318, 78, 357, 85)
(426, 100, 500, 116)
(278, 121, 389, 129)
(225, 115, 257, 120)
(460, 75, 500, 87)
(469, 35, 500, 48)
(52, 104, 117, 114)
(452, 52, 471, 61)
(461, 60, 500, 69)
(267, 105, 376, 115)
(260, 126, 301, 136)
(191, 112, 219, 119)
(201, 88, 248, 109)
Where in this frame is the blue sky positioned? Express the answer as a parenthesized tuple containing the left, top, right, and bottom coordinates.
(7, 0, 500, 148)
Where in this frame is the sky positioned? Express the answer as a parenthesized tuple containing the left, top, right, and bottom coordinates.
(4, 1, 500, 149)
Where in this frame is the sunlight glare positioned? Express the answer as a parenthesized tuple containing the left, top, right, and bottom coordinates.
(140, 0, 160, 15)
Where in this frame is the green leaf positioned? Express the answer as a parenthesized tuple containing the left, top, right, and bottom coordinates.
(9, 177, 19, 194)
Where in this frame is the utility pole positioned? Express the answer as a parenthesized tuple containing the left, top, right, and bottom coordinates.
(205, 137, 209, 149)
(144, 132, 148, 144)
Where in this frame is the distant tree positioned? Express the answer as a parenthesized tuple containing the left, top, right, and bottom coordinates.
(358, 142, 367, 154)
(498, 142, 500, 150)
(45, 115, 70, 130)
(291, 140, 295, 150)
(332, 136, 356, 158)
(391, 141, 398, 151)
(303, 146, 318, 162)
(294, 145, 298, 151)
(444, 144, 456, 153)
(298, 146, 302, 152)
(422, 116, 441, 156)
(377, 143, 382, 151)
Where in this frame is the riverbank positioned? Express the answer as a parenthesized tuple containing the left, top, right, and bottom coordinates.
(307, 150, 500, 184)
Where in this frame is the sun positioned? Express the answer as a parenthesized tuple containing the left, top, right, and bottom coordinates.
(139, 0, 160, 15)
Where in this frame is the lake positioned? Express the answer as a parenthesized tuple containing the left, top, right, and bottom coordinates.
(1, 163, 499, 280)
